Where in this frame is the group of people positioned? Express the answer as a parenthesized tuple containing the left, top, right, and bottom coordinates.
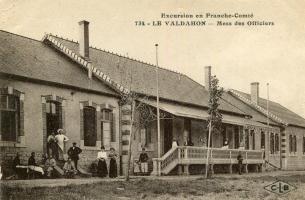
(12, 142, 83, 179)
(11, 127, 83, 179)
(13, 152, 47, 179)
(171, 137, 194, 148)
(95, 146, 118, 178)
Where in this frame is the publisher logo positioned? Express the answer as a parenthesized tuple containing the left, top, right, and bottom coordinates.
(264, 181, 296, 195)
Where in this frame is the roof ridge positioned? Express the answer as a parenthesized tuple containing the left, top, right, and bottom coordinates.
(230, 89, 282, 106)
(231, 89, 305, 119)
(50, 34, 187, 76)
(43, 33, 130, 95)
(228, 89, 288, 126)
(0, 29, 42, 43)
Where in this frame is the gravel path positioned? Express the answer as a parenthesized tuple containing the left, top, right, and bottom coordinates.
(1, 170, 305, 188)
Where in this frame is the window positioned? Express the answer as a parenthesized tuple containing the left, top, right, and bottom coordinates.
(46, 102, 57, 114)
(289, 134, 297, 154)
(293, 135, 297, 153)
(101, 109, 115, 143)
(83, 106, 97, 146)
(261, 131, 265, 149)
(275, 133, 279, 152)
(0, 94, 19, 141)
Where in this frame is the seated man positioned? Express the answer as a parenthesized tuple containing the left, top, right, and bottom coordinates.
(63, 157, 77, 178)
(44, 155, 57, 178)
(28, 152, 44, 179)
(12, 153, 27, 179)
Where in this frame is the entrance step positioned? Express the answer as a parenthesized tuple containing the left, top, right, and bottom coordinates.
(54, 165, 64, 176)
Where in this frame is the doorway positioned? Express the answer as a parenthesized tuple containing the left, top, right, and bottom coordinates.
(46, 101, 62, 142)
(163, 119, 173, 154)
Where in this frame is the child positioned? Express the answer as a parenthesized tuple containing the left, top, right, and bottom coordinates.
(139, 148, 149, 175)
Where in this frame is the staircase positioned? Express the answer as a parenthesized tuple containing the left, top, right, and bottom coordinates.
(54, 160, 65, 176)
(264, 160, 281, 171)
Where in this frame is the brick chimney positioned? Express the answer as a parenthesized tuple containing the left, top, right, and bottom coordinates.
(205, 66, 211, 91)
(251, 82, 259, 104)
(78, 20, 90, 59)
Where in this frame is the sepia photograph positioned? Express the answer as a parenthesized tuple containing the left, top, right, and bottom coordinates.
(0, 0, 305, 199)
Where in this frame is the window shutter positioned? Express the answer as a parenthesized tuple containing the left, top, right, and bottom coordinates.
(103, 122, 111, 149)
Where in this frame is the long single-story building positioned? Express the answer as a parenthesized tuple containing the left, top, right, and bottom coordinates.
(1, 21, 304, 176)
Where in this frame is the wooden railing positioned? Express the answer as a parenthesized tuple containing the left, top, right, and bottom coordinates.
(152, 146, 264, 175)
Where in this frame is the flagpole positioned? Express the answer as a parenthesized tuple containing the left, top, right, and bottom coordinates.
(267, 83, 270, 162)
(155, 44, 161, 176)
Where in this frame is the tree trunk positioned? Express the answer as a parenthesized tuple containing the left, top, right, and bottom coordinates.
(205, 122, 212, 178)
(125, 101, 135, 181)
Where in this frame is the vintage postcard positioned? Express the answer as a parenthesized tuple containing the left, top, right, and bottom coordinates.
(0, 0, 305, 199)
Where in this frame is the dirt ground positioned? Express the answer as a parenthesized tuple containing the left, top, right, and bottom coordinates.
(1, 171, 305, 200)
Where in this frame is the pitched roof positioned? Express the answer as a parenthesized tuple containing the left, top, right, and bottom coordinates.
(0, 30, 118, 96)
(50, 36, 246, 116)
(230, 89, 305, 128)
(222, 92, 279, 126)
(42, 34, 129, 95)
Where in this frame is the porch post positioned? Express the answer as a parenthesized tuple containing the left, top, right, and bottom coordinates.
(152, 158, 159, 176)
(229, 151, 233, 174)
(183, 165, 189, 175)
(245, 152, 248, 173)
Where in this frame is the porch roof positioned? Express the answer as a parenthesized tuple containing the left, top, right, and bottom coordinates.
(139, 98, 209, 120)
(139, 99, 269, 128)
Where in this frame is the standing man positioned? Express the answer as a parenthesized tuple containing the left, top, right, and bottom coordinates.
(47, 132, 58, 160)
(237, 152, 243, 175)
(55, 129, 69, 160)
(67, 142, 82, 170)
(139, 147, 149, 175)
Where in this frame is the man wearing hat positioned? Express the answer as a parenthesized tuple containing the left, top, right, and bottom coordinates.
(67, 142, 82, 170)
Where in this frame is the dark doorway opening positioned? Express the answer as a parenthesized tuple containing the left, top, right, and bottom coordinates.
(234, 126, 240, 149)
(83, 106, 97, 147)
(163, 119, 173, 154)
(46, 101, 62, 141)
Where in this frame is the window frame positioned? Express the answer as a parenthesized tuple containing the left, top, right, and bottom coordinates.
(83, 106, 97, 147)
(101, 109, 115, 142)
(0, 94, 20, 142)
(275, 133, 279, 152)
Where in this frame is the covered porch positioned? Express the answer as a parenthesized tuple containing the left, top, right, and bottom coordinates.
(136, 99, 278, 175)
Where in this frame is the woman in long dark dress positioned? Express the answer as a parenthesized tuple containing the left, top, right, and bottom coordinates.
(108, 147, 118, 178)
(97, 146, 108, 178)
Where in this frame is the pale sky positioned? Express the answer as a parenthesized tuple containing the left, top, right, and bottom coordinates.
(1, 0, 305, 118)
